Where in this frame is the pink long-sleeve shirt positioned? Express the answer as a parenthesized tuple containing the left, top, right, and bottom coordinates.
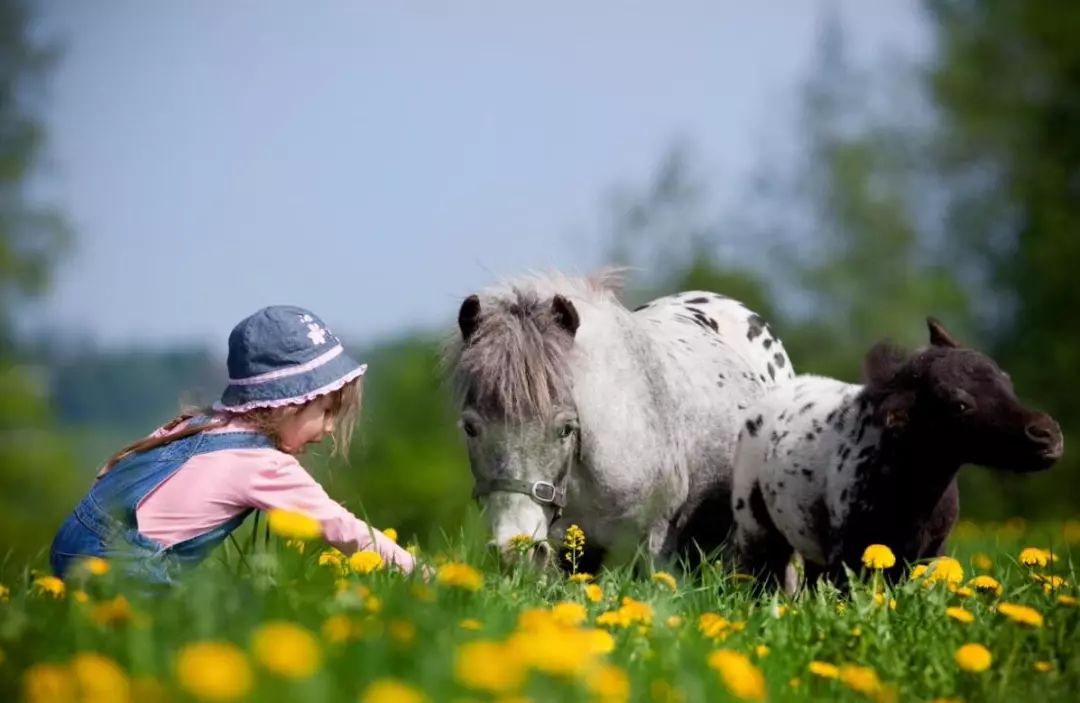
(130, 419, 415, 572)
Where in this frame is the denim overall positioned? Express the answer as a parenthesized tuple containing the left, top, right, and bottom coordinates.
(50, 421, 273, 583)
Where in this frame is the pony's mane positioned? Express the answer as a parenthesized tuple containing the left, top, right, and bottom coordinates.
(445, 269, 625, 419)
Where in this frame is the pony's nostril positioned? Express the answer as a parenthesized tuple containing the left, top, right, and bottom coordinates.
(1026, 422, 1057, 445)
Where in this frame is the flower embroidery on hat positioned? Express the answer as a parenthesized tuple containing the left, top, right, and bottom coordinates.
(299, 314, 329, 346)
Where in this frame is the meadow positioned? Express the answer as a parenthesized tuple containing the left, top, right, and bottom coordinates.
(1, 516, 1077, 703)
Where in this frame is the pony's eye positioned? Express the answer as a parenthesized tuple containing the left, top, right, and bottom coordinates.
(558, 424, 576, 439)
(462, 421, 480, 438)
(954, 399, 973, 414)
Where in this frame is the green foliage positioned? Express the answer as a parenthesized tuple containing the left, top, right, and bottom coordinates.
(925, 0, 1080, 517)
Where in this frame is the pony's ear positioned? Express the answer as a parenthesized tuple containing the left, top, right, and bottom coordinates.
(863, 341, 908, 389)
(878, 391, 915, 431)
(458, 295, 481, 341)
(927, 317, 961, 348)
(552, 295, 580, 336)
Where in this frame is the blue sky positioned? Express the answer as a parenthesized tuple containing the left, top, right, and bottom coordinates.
(31, 1, 928, 351)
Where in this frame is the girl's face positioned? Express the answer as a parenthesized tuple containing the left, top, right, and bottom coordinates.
(278, 395, 336, 453)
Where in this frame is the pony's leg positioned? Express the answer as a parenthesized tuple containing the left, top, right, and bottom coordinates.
(731, 482, 793, 591)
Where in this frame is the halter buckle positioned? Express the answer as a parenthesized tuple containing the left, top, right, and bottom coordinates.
(531, 481, 557, 503)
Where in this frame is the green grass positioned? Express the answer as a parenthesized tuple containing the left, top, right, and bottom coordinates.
(1, 520, 1078, 702)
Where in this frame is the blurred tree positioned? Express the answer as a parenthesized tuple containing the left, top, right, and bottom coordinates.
(925, 0, 1080, 516)
(0, 0, 75, 562)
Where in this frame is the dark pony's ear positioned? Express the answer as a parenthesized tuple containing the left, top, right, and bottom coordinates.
(863, 341, 909, 390)
(552, 294, 580, 336)
(458, 295, 481, 341)
(927, 317, 961, 348)
(878, 391, 915, 431)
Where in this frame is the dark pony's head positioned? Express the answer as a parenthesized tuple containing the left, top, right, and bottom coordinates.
(863, 318, 1063, 472)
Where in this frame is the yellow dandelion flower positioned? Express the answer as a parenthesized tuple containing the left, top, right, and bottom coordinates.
(507, 533, 535, 553)
(318, 548, 347, 571)
(1037, 574, 1069, 592)
(851, 626, 862, 638)
(698, 612, 730, 640)
(569, 572, 594, 583)
(321, 614, 358, 644)
(33, 576, 65, 599)
(266, 508, 321, 540)
(0, 583, 8, 601)
(90, 595, 134, 628)
(361, 679, 428, 703)
(618, 597, 653, 625)
(587, 664, 631, 703)
(652, 571, 677, 590)
(387, 619, 416, 647)
(862, 544, 896, 570)
(586, 627, 616, 655)
(997, 602, 1043, 628)
(708, 650, 766, 701)
(808, 661, 840, 679)
(70, 652, 130, 702)
(596, 609, 627, 628)
(946, 607, 974, 624)
(23, 663, 74, 703)
(666, 615, 684, 628)
(437, 562, 483, 591)
(175, 641, 253, 701)
(772, 604, 789, 618)
(251, 621, 322, 680)
(455, 640, 525, 694)
(1019, 547, 1053, 568)
(586, 583, 604, 603)
(911, 564, 928, 580)
(1034, 661, 1053, 673)
(505, 625, 597, 678)
(839, 664, 882, 696)
(926, 557, 964, 585)
(955, 586, 974, 598)
(349, 550, 384, 574)
(973, 552, 994, 572)
(1056, 594, 1077, 607)
(954, 643, 992, 673)
(968, 575, 1003, 596)
(72, 590, 89, 604)
(551, 601, 588, 627)
(80, 557, 110, 576)
(755, 644, 770, 658)
(381, 527, 398, 543)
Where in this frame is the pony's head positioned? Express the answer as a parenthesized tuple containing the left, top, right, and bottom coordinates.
(864, 318, 1063, 472)
(450, 289, 583, 564)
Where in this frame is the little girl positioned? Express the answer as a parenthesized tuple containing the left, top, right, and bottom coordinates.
(50, 305, 416, 582)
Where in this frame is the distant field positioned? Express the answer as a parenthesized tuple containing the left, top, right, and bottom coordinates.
(1, 518, 1077, 702)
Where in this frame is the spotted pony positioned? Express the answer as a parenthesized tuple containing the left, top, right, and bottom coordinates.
(731, 318, 1063, 589)
(447, 270, 794, 567)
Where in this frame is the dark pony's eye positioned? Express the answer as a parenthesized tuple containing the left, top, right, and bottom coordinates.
(558, 424, 576, 439)
(463, 421, 479, 438)
(954, 398, 973, 414)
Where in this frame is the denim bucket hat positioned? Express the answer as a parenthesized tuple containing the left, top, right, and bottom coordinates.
(213, 305, 367, 413)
